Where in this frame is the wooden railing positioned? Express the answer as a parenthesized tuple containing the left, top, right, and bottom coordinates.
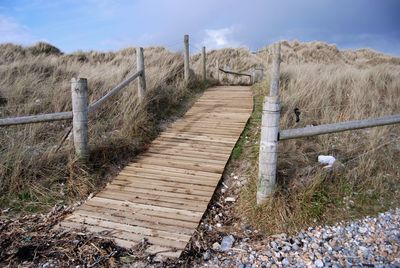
(0, 35, 211, 161)
(256, 42, 400, 204)
(0, 47, 147, 160)
(218, 68, 252, 85)
(0, 70, 143, 127)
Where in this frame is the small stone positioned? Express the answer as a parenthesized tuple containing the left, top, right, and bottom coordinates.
(212, 242, 220, 250)
(358, 227, 368, 234)
(220, 235, 235, 252)
(225, 197, 236, 202)
(203, 250, 211, 261)
(282, 258, 290, 266)
(260, 255, 268, 262)
(315, 259, 324, 268)
(311, 243, 319, 250)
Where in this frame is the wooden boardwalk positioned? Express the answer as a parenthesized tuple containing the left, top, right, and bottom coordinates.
(58, 86, 253, 259)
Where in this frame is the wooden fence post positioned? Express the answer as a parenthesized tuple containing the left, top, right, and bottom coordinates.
(202, 46, 206, 82)
(257, 42, 281, 205)
(71, 77, 89, 160)
(184, 34, 190, 82)
(216, 60, 220, 82)
(136, 47, 146, 101)
(270, 43, 281, 96)
(257, 96, 280, 204)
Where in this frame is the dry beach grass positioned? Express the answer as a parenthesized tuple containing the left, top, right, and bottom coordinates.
(236, 53, 400, 234)
(0, 40, 399, 236)
(0, 42, 206, 212)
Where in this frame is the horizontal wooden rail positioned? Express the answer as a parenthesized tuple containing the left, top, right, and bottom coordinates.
(0, 111, 72, 127)
(0, 70, 143, 127)
(90, 70, 142, 112)
(280, 114, 400, 140)
(219, 68, 251, 78)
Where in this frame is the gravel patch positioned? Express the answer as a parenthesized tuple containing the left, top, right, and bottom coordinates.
(195, 208, 400, 267)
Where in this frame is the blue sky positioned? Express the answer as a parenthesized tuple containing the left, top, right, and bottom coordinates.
(0, 0, 399, 55)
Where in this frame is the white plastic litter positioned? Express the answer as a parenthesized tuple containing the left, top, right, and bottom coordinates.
(318, 155, 336, 168)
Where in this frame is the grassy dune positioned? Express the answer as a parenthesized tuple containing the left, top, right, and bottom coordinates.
(0, 40, 399, 231)
(232, 42, 400, 233)
(0, 42, 206, 212)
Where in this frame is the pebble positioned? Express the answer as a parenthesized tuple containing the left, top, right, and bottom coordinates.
(315, 259, 324, 267)
(196, 208, 400, 267)
(212, 242, 220, 250)
(203, 250, 211, 261)
(220, 235, 235, 252)
(225, 197, 236, 202)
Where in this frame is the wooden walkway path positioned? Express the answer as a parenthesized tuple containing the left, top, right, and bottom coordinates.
(58, 86, 253, 259)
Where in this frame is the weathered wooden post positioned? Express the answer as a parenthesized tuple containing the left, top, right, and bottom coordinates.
(269, 43, 281, 96)
(184, 34, 190, 82)
(202, 46, 206, 82)
(216, 59, 220, 82)
(136, 47, 146, 101)
(257, 42, 281, 205)
(71, 77, 89, 160)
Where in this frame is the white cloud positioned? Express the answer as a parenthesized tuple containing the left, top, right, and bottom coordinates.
(0, 15, 33, 44)
(201, 26, 241, 49)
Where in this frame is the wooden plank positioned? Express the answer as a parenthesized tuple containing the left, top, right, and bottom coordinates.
(166, 124, 245, 132)
(145, 147, 229, 159)
(101, 187, 210, 205)
(118, 172, 219, 187)
(127, 163, 222, 177)
(74, 208, 195, 234)
(159, 133, 237, 144)
(110, 179, 214, 196)
(106, 184, 211, 201)
(163, 130, 239, 139)
(121, 166, 221, 181)
(90, 196, 203, 218)
(79, 203, 198, 229)
(102, 184, 212, 204)
(112, 176, 216, 192)
(135, 157, 225, 173)
(61, 218, 189, 248)
(96, 190, 208, 212)
(89, 197, 203, 221)
(140, 152, 226, 165)
(151, 138, 235, 151)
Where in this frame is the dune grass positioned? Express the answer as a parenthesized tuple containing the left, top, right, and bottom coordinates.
(1, 40, 399, 224)
(236, 63, 400, 234)
(0, 42, 208, 213)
